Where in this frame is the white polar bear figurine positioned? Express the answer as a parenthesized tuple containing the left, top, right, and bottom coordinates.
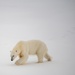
(10, 40, 52, 65)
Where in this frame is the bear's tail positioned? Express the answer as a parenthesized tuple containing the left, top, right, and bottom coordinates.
(44, 53, 52, 61)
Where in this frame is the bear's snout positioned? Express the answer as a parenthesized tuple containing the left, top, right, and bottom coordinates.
(11, 55, 14, 61)
(11, 58, 13, 61)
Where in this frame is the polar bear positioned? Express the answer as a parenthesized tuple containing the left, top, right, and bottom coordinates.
(10, 40, 52, 65)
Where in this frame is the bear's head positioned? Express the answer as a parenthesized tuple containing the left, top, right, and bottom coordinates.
(10, 46, 21, 61)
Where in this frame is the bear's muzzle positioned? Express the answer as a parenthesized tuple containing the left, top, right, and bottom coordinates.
(11, 58, 13, 61)
(11, 55, 14, 61)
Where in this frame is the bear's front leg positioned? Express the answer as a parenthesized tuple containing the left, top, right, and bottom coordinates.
(15, 55, 28, 65)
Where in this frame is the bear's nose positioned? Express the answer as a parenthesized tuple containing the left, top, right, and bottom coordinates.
(11, 58, 13, 61)
(11, 55, 14, 61)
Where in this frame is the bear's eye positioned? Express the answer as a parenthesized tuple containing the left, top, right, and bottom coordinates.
(16, 50, 17, 52)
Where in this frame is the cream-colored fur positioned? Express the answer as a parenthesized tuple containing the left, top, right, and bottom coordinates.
(10, 40, 51, 65)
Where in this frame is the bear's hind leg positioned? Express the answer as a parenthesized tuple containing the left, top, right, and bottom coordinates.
(44, 53, 52, 61)
(37, 53, 45, 63)
(37, 55, 43, 63)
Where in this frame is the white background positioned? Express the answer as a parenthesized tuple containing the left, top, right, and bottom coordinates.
(0, 0, 75, 75)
